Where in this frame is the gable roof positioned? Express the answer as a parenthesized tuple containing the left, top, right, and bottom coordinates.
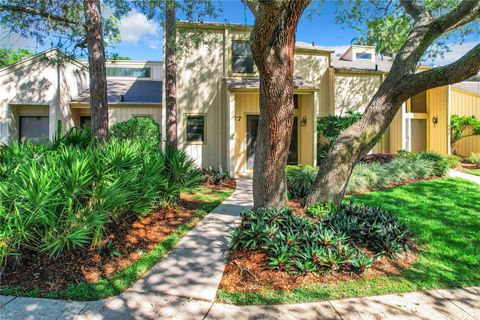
(71, 79, 162, 104)
(332, 55, 393, 73)
(453, 82, 480, 95)
(226, 76, 318, 90)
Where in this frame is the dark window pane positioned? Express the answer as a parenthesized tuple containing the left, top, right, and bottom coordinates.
(356, 52, 372, 60)
(106, 67, 151, 78)
(19, 116, 49, 143)
(232, 57, 255, 73)
(232, 40, 254, 73)
(186, 115, 205, 143)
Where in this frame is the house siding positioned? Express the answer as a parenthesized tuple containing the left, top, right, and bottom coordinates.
(451, 87, 480, 156)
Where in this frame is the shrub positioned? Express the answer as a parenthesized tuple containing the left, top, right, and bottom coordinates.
(230, 208, 374, 274)
(417, 151, 449, 177)
(110, 117, 161, 148)
(361, 153, 395, 164)
(230, 204, 412, 274)
(201, 166, 229, 185)
(445, 154, 461, 168)
(56, 127, 92, 149)
(324, 203, 412, 257)
(317, 111, 361, 164)
(469, 152, 480, 168)
(286, 165, 316, 198)
(0, 138, 200, 266)
(307, 202, 334, 219)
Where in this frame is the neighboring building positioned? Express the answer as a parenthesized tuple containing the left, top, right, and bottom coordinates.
(0, 23, 478, 174)
(0, 49, 162, 144)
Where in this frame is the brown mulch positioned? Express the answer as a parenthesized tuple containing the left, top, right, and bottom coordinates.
(0, 182, 235, 295)
(220, 197, 419, 294)
(220, 249, 418, 293)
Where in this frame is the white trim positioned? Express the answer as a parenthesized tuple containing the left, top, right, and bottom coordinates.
(227, 92, 236, 176)
(447, 85, 452, 154)
(401, 102, 407, 150)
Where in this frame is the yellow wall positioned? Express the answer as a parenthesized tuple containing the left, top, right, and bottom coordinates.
(334, 72, 383, 115)
(389, 108, 403, 153)
(427, 86, 449, 155)
(70, 105, 162, 128)
(233, 93, 315, 173)
(451, 87, 480, 156)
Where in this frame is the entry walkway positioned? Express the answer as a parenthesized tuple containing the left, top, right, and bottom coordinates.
(1, 177, 480, 319)
(449, 169, 480, 184)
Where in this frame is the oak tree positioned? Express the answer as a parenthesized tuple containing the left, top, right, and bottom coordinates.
(242, 0, 480, 209)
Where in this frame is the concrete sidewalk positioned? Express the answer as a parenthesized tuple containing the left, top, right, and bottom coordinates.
(449, 169, 480, 184)
(0, 286, 479, 319)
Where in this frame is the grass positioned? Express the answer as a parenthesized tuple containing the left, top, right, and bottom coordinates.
(465, 169, 480, 176)
(218, 178, 480, 305)
(0, 186, 233, 301)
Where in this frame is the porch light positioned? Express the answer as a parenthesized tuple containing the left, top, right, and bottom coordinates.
(432, 116, 438, 127)
(234, 115, 242, 122)
(301, 116, 307, 127)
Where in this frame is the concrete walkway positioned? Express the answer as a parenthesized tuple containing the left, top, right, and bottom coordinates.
(1, 177, 480, 319)
(449, 169, 480, 184)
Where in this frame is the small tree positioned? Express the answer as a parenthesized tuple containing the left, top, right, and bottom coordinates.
(450, 114, 480, 154)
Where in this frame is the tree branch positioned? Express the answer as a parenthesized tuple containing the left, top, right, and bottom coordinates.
(400, 0, 430, 21)
(433, 0, 480, 34)
(398, 43, 480, 100)
(0, 5, 78, 26)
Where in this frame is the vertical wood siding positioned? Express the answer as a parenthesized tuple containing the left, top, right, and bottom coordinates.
(233, 93, 314, 173)
(451, 88, 480, 156)
(427, 86, 448, 155)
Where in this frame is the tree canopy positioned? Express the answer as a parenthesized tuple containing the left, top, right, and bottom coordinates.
(0, 48, 33, 68)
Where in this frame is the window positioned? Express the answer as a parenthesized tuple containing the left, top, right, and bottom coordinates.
(410, 91, 427, 113)
(106, 67, 151, 78)
(19, 116, 49, 143)
(294, 94, 299, 109)
(185, 115, 205, 143)
(232, 40, 254, 73)
(355, 52, 372, 60)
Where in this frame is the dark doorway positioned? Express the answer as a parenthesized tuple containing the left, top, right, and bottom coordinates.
(246, 115, 298, 170)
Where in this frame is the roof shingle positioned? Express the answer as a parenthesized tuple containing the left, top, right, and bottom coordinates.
(72, 79, 162, 104)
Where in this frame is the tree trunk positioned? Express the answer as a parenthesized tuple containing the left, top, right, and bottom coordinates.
(303, 87, 401, 208)
(303, 2, 480, 208)
(165, 0, 177, 149)
(249, 1, 310, 209)
(83, 0, 109, 142)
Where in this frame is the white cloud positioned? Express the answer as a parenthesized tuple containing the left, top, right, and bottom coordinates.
(119, 11, 159, 44)
(432, 41, 479, 66)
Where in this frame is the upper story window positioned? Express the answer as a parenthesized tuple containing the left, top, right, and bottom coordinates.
(355, 52, 372, 60)
(106, 67, 151, 78)
(232, 40, 254, 74)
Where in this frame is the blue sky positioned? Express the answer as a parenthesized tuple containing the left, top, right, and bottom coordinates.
(2, 0, 479, 65)
(113, 0, 359, 61)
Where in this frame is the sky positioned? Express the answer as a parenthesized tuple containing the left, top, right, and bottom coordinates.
(2, 0, 479, 65)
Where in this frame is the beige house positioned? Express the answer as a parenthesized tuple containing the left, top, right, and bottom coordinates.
(1, 22, 478, 174)
(0, 48, 162, 144)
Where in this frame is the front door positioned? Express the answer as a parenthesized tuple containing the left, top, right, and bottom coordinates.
(246, 115, 298, 170)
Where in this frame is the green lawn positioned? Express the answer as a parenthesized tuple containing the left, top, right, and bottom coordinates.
(465, 169, 480, 176)
(218, 178, 480, 305)
(0, 186, 233, 301)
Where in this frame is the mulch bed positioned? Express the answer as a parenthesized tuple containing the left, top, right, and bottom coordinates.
(219, 196, 419, 294)
(220, 249, 418, 293)
(0, 181, 235, 295)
